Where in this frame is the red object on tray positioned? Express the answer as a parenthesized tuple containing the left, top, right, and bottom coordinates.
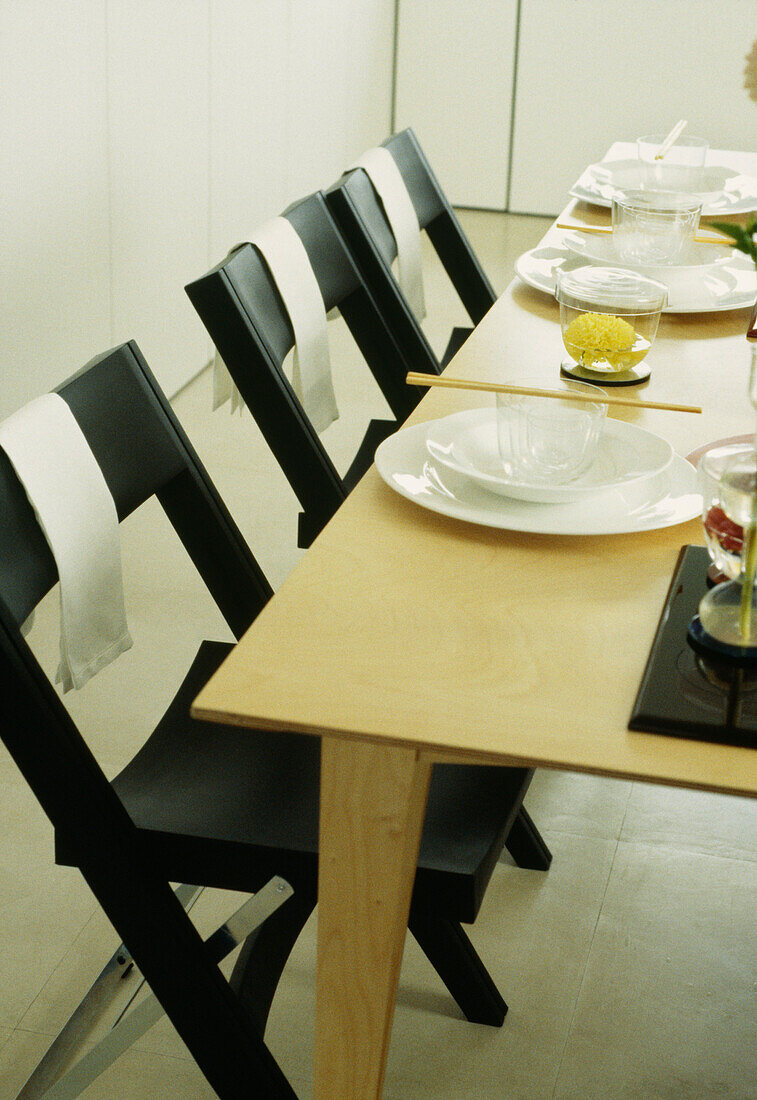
(704, 504, 744, 554)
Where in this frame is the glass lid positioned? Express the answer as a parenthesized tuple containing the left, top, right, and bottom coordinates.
(555, 266, 669, 313)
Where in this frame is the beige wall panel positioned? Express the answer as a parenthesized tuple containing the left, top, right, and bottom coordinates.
(107, 0, 211, 396)
(0, 1, 111, 418)
(209, 0, 291, 256)
(394, 0, 518, 209)
(284, 0, 395, 203)
(510, 0, 757, 215)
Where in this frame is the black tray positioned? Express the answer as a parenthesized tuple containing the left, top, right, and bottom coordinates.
(629, 545, 757, 749)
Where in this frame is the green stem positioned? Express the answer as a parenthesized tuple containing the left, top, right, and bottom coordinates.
(740, 518, 757, 642)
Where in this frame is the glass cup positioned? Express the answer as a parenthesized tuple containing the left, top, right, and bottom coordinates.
(496, 381, 607, 484)
(555, 267, 668, 377)
(698, 450, 757, 649)
(637, 134, 709, 191)
(698, 442, 753, 580)
(611, 189, 703, 266)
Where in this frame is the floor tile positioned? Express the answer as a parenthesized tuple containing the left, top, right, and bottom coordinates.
(523, 769, 632, 843)
(621, 780, 757, 862)
(553, 842, 757, 1100)
(0, 758, 98, 1033)
(0, 1027, 215, 1100)
(382, 834, 614, 1099)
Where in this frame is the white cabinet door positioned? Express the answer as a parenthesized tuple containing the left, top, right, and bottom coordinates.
(510, 0, 757, 215)
(394, 0, 519, 209)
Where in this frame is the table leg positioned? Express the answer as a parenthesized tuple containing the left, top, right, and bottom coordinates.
(314, 738, 433, 1099)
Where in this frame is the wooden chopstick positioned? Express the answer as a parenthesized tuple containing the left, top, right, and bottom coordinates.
(654, 119, 687, 160)
(405, 372, 702, 414)
(556, 222, 731, 246)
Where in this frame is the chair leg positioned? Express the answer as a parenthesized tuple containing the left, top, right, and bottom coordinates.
(82, 861, 299, 1100)
(230, 885, 317, 1036)
(408, 908, 507, 1027)
(506, 805, 553, 871)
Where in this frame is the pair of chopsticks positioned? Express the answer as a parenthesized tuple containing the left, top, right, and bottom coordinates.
(405, 372, 702, 415)
(555, 223, 732, 246)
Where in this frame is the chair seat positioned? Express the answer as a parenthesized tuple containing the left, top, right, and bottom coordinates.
(56, 640, 530, 922)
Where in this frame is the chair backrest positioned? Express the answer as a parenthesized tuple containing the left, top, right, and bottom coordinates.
(186, 192, 424, 547)
(0, 340, 272, 847)
(324, 127, 497, 370)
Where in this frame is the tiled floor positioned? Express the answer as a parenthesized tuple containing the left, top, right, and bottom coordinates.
(1, 211, 756, 1098)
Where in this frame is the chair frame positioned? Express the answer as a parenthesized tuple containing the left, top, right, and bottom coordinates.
(325, 126, 498, 370)
(1, 340, 550, 1100)
(186, 191, 427, 548)
(0, 341, 299, 1098)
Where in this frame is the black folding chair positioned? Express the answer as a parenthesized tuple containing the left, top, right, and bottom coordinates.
(186, 191, 432, 550)
(325, 127, 498, 371)
(186, 202, 551, 881)
(2, 341, 545, 1099)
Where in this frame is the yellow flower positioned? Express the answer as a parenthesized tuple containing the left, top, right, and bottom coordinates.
(563, 312, 635, 351)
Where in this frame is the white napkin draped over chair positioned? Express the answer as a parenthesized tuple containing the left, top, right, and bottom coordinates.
(213, 216, 339, 433)
(0, 393, 132, 691)
(350, 146, 427, 321)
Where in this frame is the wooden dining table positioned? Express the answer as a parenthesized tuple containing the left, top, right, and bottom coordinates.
(193, 150, 757, 1098)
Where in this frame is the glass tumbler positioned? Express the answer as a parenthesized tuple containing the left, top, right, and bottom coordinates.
(612, 189, 703, 266)
(636, 133, 709, 191)
(496, 381, 607, 484)
(698, 442, 753, 580)
(698, 451, 757, 648)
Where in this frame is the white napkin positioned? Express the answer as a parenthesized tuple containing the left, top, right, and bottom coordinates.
(213, 217, 339, 433)
(350, 146, 427, 321)
(0, 393, 132, 692)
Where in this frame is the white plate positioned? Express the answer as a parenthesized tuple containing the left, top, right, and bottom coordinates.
(570, 160, 757, 216)
(561, 231, 732, 273)
(424, 409, 674, 503)
(375, 416, 700, 536)
(514, 246, 757, 314)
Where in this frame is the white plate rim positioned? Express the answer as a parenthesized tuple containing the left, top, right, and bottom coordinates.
(375, 415, 701, 536)
(570, 160, 757, 215)
(424, 409, 674, 502)
(587, 159, 739, 200)
(569, 177, 757, 217)
(514, 246, 757, 314)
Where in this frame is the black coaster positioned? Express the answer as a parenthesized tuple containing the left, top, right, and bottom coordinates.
(560, 360, 651, 387)
(629, 545, 757, 749)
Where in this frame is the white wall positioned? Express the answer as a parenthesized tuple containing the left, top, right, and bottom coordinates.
(394, 0, 757, 215)
(394, 0, 518, 209)
(510, 0, 757, 215)
(0, 0, 396, 419)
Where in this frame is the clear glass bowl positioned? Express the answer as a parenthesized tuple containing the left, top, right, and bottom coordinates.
(698, 442, 753, 580)
(555, 267, 668, 375)
(496, 381, 607, 484)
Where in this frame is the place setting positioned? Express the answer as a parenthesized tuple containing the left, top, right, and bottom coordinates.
(569, 127, 757, 216)
(516, 122, 757, 315)
(374, 372, 702, 536)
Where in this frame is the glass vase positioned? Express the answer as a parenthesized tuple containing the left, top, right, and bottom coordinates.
(698, 450, 757, 648)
